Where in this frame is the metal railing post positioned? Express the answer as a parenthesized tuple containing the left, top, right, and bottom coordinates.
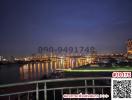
(36, 83, 39, 100)
(61, 89, 63, 100)
(92, 80, 95, 93)
(44, 82, 47, 100)
(27, 92, 29, 100)
(85, 80, 88, 100)
(85, 80, 87, 93)
(69, 88, 71, 100)
(9, 96, 10, 100)
(77, 88, 79, 100)
(92, 79, 95, 100)
(102, 88, 104, 100)
(53, 90, 55, 100)
(18, 94, 20, 100)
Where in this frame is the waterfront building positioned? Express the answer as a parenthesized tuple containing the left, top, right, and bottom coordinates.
(0, 56, 2, 61)
(127, 39, 132, 59)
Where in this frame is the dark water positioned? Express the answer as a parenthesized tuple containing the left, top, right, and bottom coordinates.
(0, 64, 20, 84)
(0, 61, 113, 85)
(0, 61, 83, 84)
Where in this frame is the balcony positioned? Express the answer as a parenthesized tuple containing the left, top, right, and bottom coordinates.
(0, 77, 111, 100)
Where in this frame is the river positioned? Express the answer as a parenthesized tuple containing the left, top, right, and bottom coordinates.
(0, 60, 84, 84)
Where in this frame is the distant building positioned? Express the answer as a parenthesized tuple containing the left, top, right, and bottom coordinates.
(0, 56, 2, 61)
(10, 56, 15, 62)
(127, 39, 132, 59)
(0, 56, 4, 61)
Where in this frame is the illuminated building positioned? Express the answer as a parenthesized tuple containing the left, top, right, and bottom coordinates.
(127, 39, 132, 59)
(0, 56, 2, 61)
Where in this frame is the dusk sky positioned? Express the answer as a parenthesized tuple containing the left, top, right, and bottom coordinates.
(0, 0, 132, 56)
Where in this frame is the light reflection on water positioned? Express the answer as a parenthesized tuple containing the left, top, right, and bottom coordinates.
(0, 58, 87, 84)
(19, 58, 86, 81)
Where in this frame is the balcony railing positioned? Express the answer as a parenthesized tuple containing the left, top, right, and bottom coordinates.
(0, 77, 111, 100)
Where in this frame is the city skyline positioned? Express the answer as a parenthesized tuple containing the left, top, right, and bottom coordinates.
(0, 0, 132, 56)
